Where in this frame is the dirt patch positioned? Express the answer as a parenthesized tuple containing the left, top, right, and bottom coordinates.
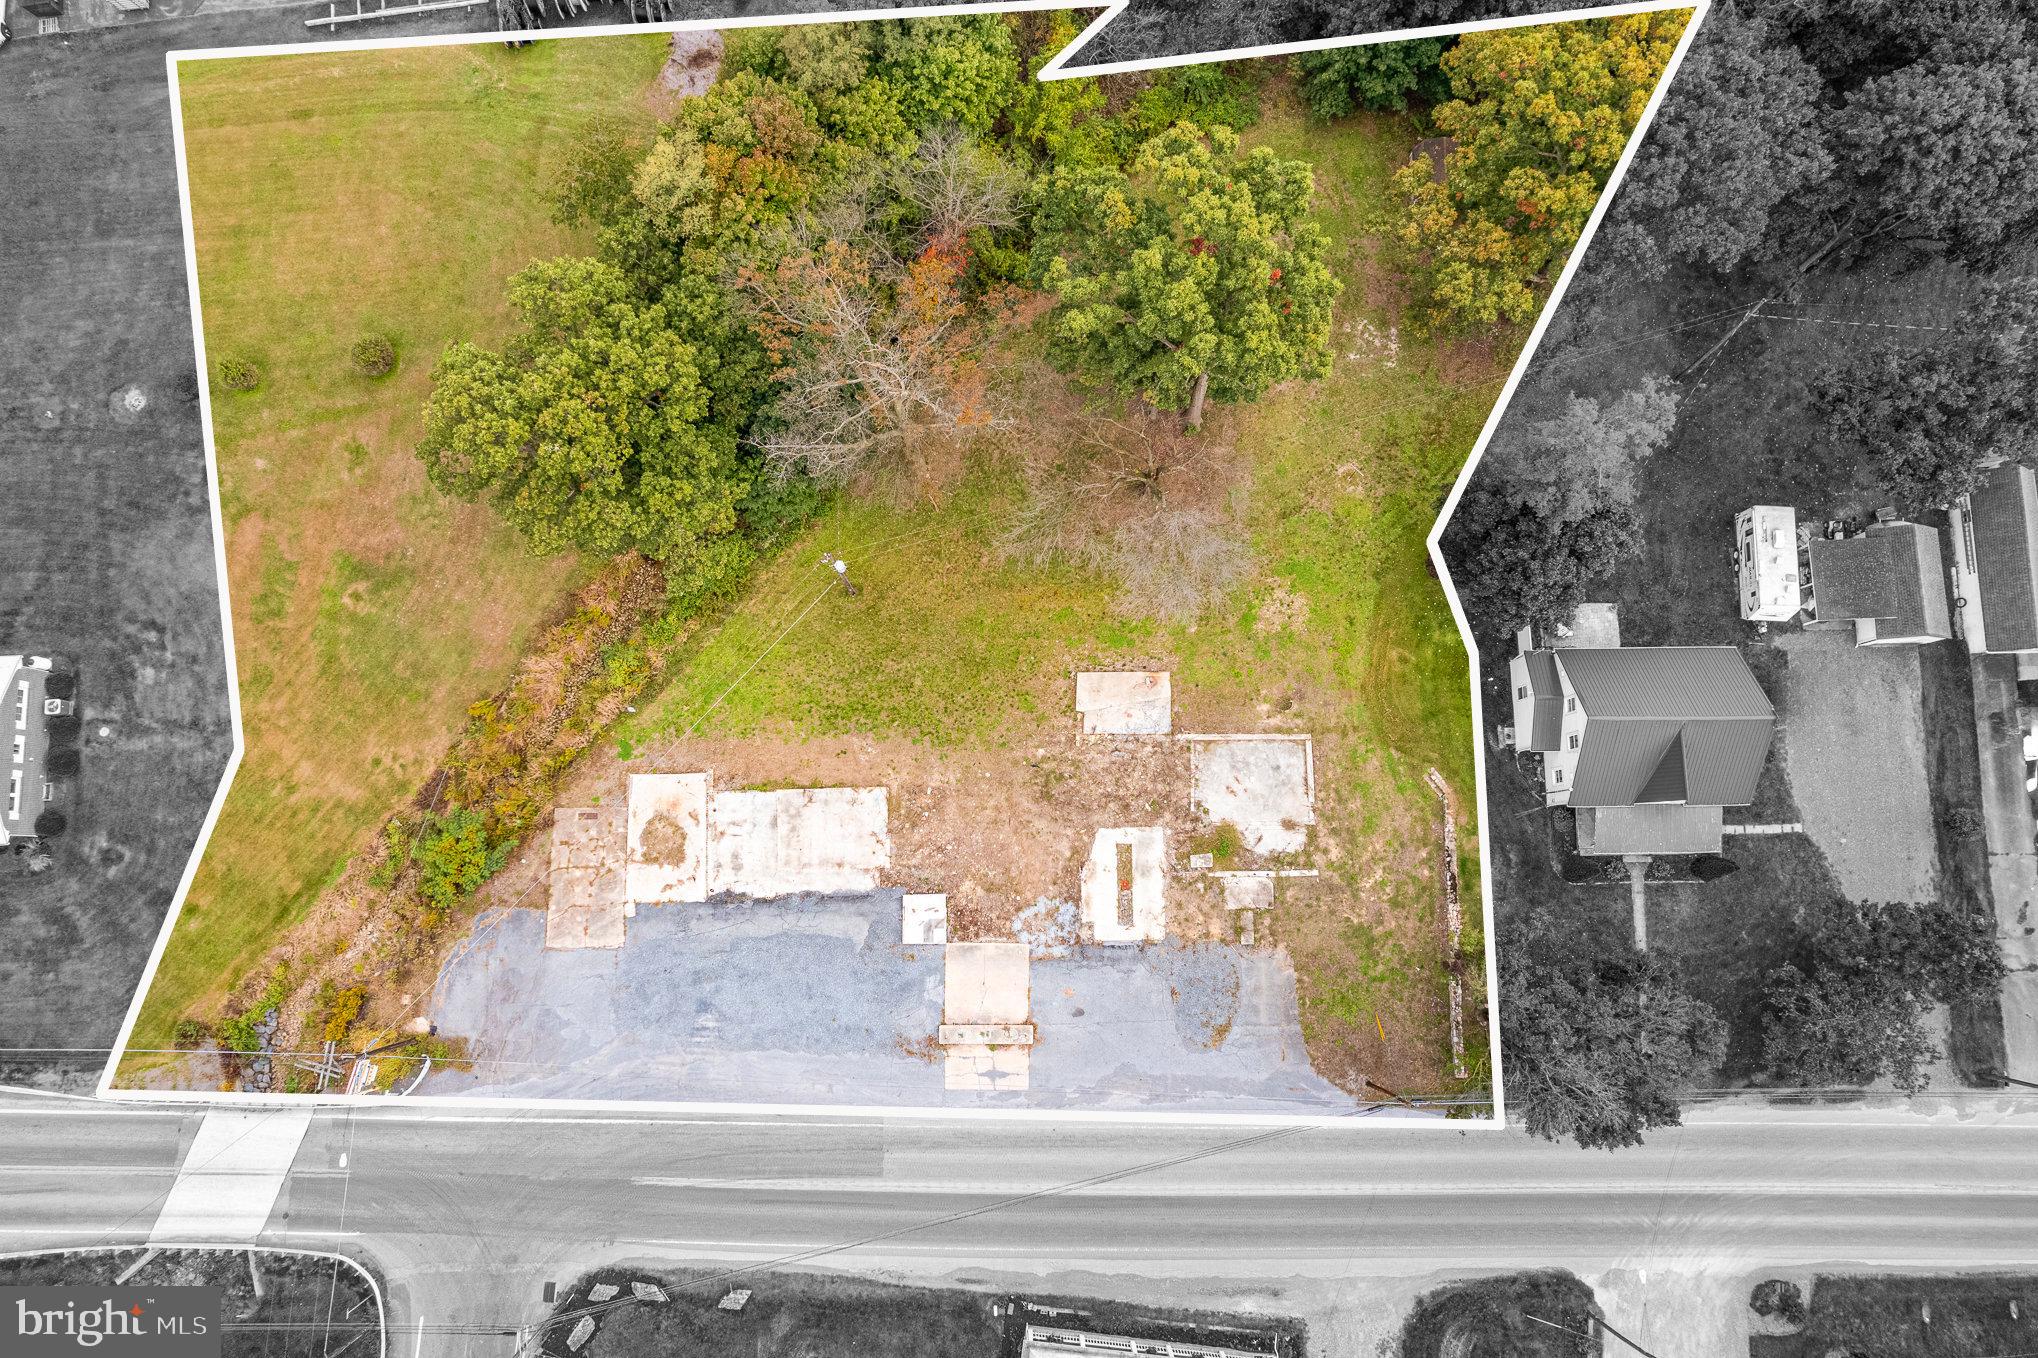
(637, 810, 690, 866)
(494, 724, 1216, 945)
(646, 30, 722, 119)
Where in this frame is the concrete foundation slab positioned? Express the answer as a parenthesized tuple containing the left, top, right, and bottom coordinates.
(1080, 827, 1167, 944)
(902, 892, 948, 945)
(1075, 671, 1172, 735)
(708, 786, 889, 899)
(1188, 736, 1315, 856)
(627, 773, 708, 903)
(1219, 874, 1276, 912)
(943, 940, 1031, 1026)
(547, 805, 627, 950)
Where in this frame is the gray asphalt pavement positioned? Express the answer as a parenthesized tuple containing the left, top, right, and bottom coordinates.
(7, 1095, 2038, 1356)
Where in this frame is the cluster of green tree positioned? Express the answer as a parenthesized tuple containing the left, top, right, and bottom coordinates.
(1391, 13, 1687, 331)
(1588, 0, 2038, 507)
(1500, 920, 1726, 1150)
(1441, 375, 1678, 637)
(419, 15, 1339, 602)
(1761, 898, 2005, 1094)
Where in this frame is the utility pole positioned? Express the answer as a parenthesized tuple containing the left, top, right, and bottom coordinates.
(1982, 1068, 2038, 1091)
(820, 552, 860, 597)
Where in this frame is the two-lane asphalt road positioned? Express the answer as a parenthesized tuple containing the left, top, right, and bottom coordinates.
(5, 1096, 2038, 1354)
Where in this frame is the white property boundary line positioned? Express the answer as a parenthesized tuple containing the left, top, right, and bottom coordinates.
(98, 0, 1709, 1130)
(0, 1243, 387, 1358)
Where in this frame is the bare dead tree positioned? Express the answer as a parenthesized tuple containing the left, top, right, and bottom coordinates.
(895, 125, 1026, 246)
(738, 223, 1014, 485)
(1097, 507, 1252, 622)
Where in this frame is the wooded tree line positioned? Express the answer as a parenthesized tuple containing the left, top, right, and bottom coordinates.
(419, 14, 1347, 610)
(1450, 0, 2038, 647)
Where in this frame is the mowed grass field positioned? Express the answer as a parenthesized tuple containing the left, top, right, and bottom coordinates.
(130, 38, 670, 1057)
(626, 85, 1503, 1090)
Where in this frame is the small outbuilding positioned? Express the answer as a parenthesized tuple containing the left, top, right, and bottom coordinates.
(1807, 520, 1951, 646)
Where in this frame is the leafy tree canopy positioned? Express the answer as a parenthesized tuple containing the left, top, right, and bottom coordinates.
(1813, 276, 2038, 508)
(1440, 483, 1640, 638)
(1596, 1, 1833, 281)
(1501, 937, 1727, 1151)
(1393, 12, 1685, 328)
(1484, 376, 1679, 528)
(1830, 56, 2038, 263)
(418, 257, 749, 577)
(1031, 122, 1341, 421)
(1761, 898, 2006, 1094)
(1293, 38, 1452, 121)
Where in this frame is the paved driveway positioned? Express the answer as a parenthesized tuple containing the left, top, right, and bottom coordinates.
(1776, 629, 1937, 903)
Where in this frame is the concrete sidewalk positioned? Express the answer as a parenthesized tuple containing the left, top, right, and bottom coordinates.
(1967, 653, 2038, 1081)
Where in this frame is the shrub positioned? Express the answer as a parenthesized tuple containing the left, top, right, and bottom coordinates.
(43, 673, 75, 701)
(1945, 806, 1987, 840)
(217, 357, 261, 391)
(171, 1019, 211, 1049)
(350, 335, 396, 378)
(32, 810, 66, 839)
(46, 749, 80, 777)
(317, 983, 367, 1043)
(415, 807, 504, 916)
(1750, 1279, 1805, 1325)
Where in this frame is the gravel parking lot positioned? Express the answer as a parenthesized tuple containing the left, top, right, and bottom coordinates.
(1776, 628, 1937, 903)
(424, 893, 1358, 1113)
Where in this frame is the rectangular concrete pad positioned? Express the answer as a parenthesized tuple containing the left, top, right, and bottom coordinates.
(902, 892, 948, 945)
(708, 786, 890, 899)
(627, 772, 709, 903)
(1075, 671, 1172, 735)
(1081, 826, 1167, 944)
(1189, 736, 1315, 856)
(943, 940, 1031, 1026)
(548, 805, 627, 950)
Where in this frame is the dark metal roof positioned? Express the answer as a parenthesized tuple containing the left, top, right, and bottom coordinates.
(1808, 523, 1950, 639)
(1524, 649, 1563, 750)
(1971, 463, 2038, 652)
(1552, 647, 1774, 806)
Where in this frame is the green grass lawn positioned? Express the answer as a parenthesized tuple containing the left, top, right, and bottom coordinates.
(626, 83, 1504, 1091)
(130, 37, 669, 1057)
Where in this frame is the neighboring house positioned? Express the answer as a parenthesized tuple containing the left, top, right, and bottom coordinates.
(1507, 643, 1775, 810)
(1806, 519, 1951, 647)
(1735, 505, 1801, 622)
(1, 654, 57, 844)
(1950, 462, 2038, 653)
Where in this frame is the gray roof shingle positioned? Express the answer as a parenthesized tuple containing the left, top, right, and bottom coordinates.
(1808, 522, 1950, 640)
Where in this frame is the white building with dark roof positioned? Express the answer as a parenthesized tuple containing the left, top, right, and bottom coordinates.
(1507, 643, 1776, 813)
